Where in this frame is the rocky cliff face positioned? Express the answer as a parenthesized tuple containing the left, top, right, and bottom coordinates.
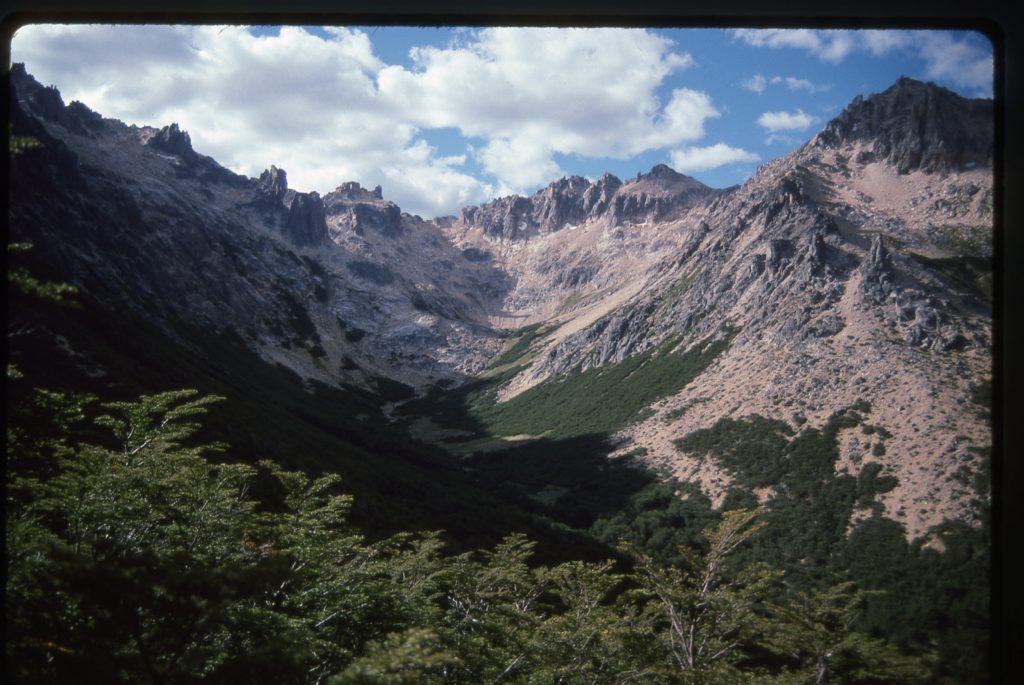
(325, 182, 404, 238)
(8, 65, 992, 540)
(456, 164, 720, 241)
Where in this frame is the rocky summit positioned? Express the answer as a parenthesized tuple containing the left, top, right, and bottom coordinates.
(8, 64, 992, 546)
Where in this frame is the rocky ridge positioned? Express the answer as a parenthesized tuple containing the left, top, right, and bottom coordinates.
(456, 164, 722, 242)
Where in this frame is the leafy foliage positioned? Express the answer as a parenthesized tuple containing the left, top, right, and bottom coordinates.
(7, 384, 946, 684)
(673, 409, 989, 683)
(413, 329, 733, 442)
(591, 479, 719, 566)
(674, 415, 794, 488)
(629, 509, 779, 682)
(763, 582, 924, 684)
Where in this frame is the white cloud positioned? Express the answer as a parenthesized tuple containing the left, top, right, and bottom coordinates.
(478, 137, 564, 191)
(669, 143, 759, 172)
(744, 73, 829, 95)
(732, 28, 993, 91)
(733, 29, 858, 63)
(733, 28, 822, 51)
(818, 31, 856, 62)
(861, 29, 913, 56)
(917, 32, 993, 91)
(12, 24, 714, 214)
(376, 27, 713, 193)
(764, 133, 801, 147)
(771, 76, 830, 93)
(741, 73, 767, 94)
(757, 109, 816, 132)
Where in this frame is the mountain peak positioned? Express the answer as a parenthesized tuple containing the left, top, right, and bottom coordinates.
(324, 182, 402, 238)
(146, 123, 196, 159)
(258, 165, 289, 196)
(10, 63, 72, 127)
(643, 163, 684, 180)
(328, 181, 385, 202)
(815, 77, 992, 173)
(630, 164, 711, 195)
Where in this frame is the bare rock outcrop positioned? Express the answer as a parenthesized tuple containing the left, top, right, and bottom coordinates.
(324, 182, 403, 238)
(457, 164, 718, 240)
(815, 77, 992, 173)
(284, 191, 330, 247)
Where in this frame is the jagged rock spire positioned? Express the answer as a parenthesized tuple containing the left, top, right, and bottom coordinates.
(146, 123, 196, 159)
(259, 165, 289, 196)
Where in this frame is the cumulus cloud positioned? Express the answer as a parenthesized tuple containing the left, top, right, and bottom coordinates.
(669, 143, 759, 172)
(757, 109, 816, 132)
(732, 28, 993, 91)
(11, 24, 482, 216)
(741, 74, 767, 93)
(376, 27, 714, 192)
(477, 137, 564, 191)
(771, 76, 830, 93)
(733, 28, 823, 52)
(743, 73, 829, 94)
(733, 28, 860, 63)
(12, 24, 715, 216)
(861, 29, 913, 56)
(916, 32, 993, 91)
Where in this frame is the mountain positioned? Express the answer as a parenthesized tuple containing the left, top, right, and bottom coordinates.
(8, 66, 992, 544)
(7, 66, 994, 682)
(7, 63, 511, 392)
(431, 77, 992, 541)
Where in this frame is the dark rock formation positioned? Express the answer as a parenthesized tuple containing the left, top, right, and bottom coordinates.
(815, 77, 992, 173)
(609, 165, 717, 225)
(766, 239, 795, 272)
(581, 172, 623, 216)
(330, 181, 384, 202)
(146, 123, 197, 160)
(461, 247, 493, 262)
(458, 164, 716, 239)
(10, 63, 105, 138)
(284, 192, 330, 247)
(859, 234, 893, 301)
(460, 195, 536, 241)
(530, 175, 594, 229)
(324, 182, 403, 238)
(259, 165, 288, 197)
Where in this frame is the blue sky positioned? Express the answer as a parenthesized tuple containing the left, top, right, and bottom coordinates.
(11, 25, 993, 218)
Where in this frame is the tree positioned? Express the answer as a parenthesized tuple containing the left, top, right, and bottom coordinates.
(437, 533, 548, 683)
(329, 628, 458, 684)
(764, 582, 925, 684)
(531, 559, 658, 684)
(629, 508, 779, 683)
(7, 131, 77, 369)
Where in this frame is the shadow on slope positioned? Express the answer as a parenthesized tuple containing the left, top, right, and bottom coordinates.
(395, 326, 737, 546)
(7, 266, 639, 564)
